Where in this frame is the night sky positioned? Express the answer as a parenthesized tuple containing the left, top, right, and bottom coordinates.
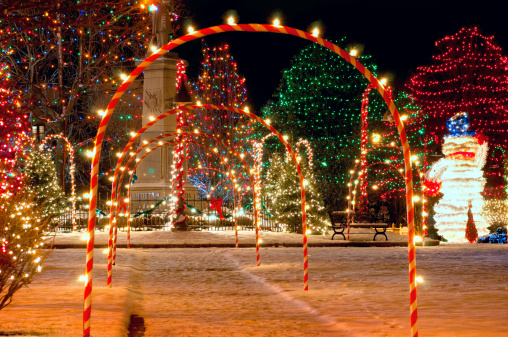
(175, 0, 508, 111)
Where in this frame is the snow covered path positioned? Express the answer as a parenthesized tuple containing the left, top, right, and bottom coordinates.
(0, 244, 507, 336)
(128, 245, 508, 336)
(129, 249, 344, 336)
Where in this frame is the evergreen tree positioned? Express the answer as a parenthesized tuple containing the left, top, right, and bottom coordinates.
(465, 202, 478, 243)
(263, 152, 328, 234)
(261, 39, 401, 210)
(187, 42, 252, 201)
(407, 26, 508, 196)
(17, 146, 66, 216)
(261, 40, 431, 230)
(0, 190, 54, 311)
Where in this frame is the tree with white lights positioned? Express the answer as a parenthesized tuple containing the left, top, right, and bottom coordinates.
(263, 153, 328, 234)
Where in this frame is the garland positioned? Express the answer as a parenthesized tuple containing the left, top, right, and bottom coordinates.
(130, 198, 272, 219)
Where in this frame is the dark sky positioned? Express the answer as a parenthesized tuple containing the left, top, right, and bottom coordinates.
(175, 0, 508, 111)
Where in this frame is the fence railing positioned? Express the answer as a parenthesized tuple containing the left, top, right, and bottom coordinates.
(54, 198, 279, 232)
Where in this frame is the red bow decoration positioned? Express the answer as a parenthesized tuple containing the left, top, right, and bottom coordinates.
(475, 132, 487, 145)
(424, 179, 442, 197)
(210, 197, 225, 220)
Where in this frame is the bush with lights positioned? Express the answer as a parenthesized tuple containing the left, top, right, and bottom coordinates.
(263, 152, 329, 234)
(0, 177, 56, 310)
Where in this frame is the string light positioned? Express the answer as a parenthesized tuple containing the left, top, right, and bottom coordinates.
(407, 27, 508, 198)
(425, 112, 489, 242)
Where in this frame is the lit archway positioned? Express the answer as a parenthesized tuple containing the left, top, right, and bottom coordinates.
(84, 25, 417, 337)
(107, 131, 255, 287)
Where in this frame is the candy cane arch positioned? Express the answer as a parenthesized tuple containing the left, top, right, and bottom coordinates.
(284, 138, 314, 168)
(113, 130, 254, 229)
(40, 134, 76, 232)
(252, 133, 277, 250)
(358, 84, 376, 215)
(108, 130, 255, 287)
(295, 139, 314, 170)
(110, 105, 264, 236)
(121, 140, 244, 251)
(107, 105, 303, 275)
(85, 24, 417, 337)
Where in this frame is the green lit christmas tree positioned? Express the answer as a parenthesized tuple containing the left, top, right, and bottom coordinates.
(263, 152, 328, 234)
(261, 39, 386, 209)
(261, 40, 430, 216)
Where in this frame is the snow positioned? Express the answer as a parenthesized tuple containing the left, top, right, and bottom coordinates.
(49, 228, 408, 247)
(1, 232, 507, 336)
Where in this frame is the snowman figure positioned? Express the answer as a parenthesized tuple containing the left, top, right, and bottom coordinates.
(424, 112, 489, 243)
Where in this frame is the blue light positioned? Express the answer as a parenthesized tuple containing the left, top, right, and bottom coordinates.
(445, 112, 476, 138)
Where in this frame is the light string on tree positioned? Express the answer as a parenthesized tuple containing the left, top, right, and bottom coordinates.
(358, 84, 375, 215)
(171, 111, 188, 227)
(39, 134, 76, 232)
(407, 26, 508, 198)
(105, 105, 306, 291)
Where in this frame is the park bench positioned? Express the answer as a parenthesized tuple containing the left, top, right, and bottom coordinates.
(328, 211, 389, 241)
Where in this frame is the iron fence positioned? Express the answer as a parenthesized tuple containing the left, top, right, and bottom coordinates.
(54, 198, 279, 232)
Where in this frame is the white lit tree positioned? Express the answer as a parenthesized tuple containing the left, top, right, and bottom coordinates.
(16, 146, 66, 217)
(263, 153, 329, 234)
(0, 191, 53, 310)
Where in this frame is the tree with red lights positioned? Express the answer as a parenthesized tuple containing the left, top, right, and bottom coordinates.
(407, 26, 508, 195)
(465, 201, 478, 243)
(187, 41, 251, 202)
(0, 63, 28, 193)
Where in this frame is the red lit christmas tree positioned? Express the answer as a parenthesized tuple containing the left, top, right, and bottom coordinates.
(0, 63, 29, 194)
(187, 42, 251, 201)
(465, 201, 478, 243)
(407, 27, 508, 197)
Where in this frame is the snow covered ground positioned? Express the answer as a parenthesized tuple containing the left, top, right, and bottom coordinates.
(50, 227, 409, 247)
(0, 235, 507, 336)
